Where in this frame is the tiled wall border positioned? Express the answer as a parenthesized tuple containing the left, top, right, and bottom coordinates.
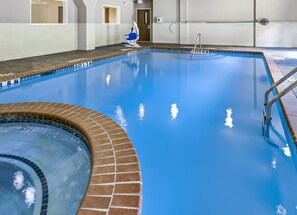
(0, 102, 142, 215)
(0, 154, 49, 215)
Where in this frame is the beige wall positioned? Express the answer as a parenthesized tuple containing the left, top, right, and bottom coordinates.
(32, 4, 49, 23)
(109, 7, 117, 23)
(31, 1, 65, 23)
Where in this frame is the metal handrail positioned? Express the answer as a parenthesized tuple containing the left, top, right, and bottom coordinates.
(192, 33, 201, 54)
(264, 67, 297, 106)
(262, 67, 297, 138)
(265, 80, 297, 119)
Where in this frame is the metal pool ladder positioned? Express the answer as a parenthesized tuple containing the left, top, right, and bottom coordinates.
(192, 33, 201, 53)
(192, 33, 209, 55)
(262, 67, 297, 138)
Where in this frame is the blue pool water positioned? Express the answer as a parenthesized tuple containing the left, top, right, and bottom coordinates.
(0, 49, 297, 214)
(0, 161, 37, 215)
(0, 123, 90, 214)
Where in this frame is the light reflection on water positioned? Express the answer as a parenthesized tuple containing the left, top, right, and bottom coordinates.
(170, 103, 178, 121)
(0, 161, 37, 214)
(282, 144, 291, 157)
(138, 103, 145, 121)
(276, 204, 287, 215)
(13, 171, 25, 190)
(106, 74, 111, 86)
(23, 186, 36, 208)
(115, 106, 128, 131)
(271, 157, 277, 170)
(224, 107, 234, 128)
(0, 123, 91, 215)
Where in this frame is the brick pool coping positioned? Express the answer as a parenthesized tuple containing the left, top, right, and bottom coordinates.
(0, 102, 142, 215)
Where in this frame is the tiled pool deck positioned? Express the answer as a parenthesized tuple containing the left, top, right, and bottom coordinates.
(0, 43, 297, 214)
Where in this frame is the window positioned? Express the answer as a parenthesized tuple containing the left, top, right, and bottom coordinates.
(31, 0, 67, 24)
(102, 5, 120, 24)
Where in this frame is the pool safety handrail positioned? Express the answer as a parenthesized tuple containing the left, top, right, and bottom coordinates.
(262, 67, 297, 138)
(191, 33, 210, 56)
(193, 33, 201, 53)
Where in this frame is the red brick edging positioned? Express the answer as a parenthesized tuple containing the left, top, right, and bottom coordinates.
(263, 52, 297, 146)
(0, 102, 142, 215)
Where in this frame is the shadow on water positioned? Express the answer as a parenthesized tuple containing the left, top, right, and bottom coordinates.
(265, 123, 287, 148)
(265, 138, 280, 148)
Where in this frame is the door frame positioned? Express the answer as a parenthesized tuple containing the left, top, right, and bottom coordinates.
(58, 6, 63, 23)
(136, 8, 151, 42)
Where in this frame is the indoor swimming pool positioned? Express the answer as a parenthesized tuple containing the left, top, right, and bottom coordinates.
(0, 49, 297, 214)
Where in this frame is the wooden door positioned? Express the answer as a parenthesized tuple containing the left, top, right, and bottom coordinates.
(137, 9, 150, 42)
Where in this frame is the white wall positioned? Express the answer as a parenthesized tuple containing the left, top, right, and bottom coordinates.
(95, 24, 131, 47)
(0, 0, 78, 61)
(257, 0, 297, 21)
(187, 0, 253, 21)
(94, 0, 134, 47)
(152, 0, 179, 43)
(153, 0, 297, 47)
(0, 0, 134, 61)
(256, 23, 297, 47)
(0, 0, 31, 23)
(256, 0, 297, 47)
(0, 24, 77, 61)
(1, 0, 297, 62)
(153, 23, 180, 44)
(187, 23, 253, 46)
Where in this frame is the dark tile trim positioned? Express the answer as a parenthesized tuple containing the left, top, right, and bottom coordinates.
(0, 154, 48, 215)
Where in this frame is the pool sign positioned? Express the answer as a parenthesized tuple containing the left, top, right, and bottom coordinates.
(0, 61, 93, 90)
(0, 78, 20, 88)
(74, 61, 92, 70)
